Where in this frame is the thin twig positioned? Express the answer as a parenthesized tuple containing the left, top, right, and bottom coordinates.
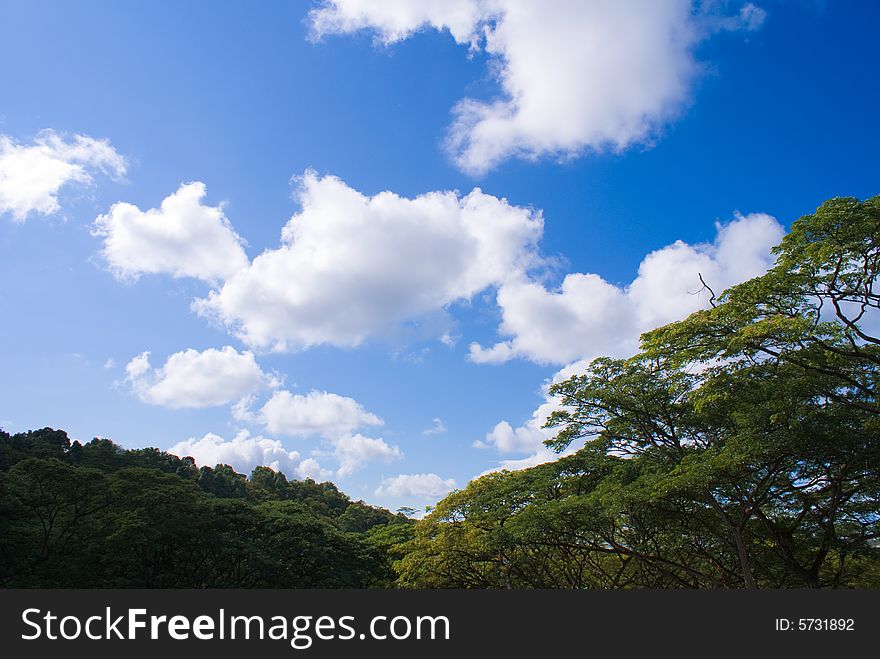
(698, 273, 717, 308)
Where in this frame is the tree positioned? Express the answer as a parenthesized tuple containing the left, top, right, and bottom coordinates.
(396, 196, 880, 589)
(0, 430, 406, 588)
(197, 464, 248, 498)
(3, 458, 110, 586)
(541, 196, 880, 588)
(643, 196, 880, 414)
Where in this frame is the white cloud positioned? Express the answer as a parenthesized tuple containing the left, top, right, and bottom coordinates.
(94, 182, 248, 283)
(235, 387, 398, 478)
(296, 457, 334, 481)
(470, 212, 784, 366)
(102, 177, 779, 368)
(375, 473, 457, 499)
(475, 213, 784, 475)
(0, 129, 126, 221)
(478, 449, 560, 477)
(194, 171, 542, 351)
(422, 417, 447, 436)
(476, 411, 586, 476)
(311, 0, 765, 174)
(477, 410, 550, 454)
(125, 352, 151, 380)
(169, 429, 324, 480)
(474, 353, 622, 475)
(310, 0, 487, 45)
(124, 346, 279, 408)
(259, 389, 383, 438)
(333, 433, 402, 478)
(473, 362, 581, 475)
(470, 273, 635, 366)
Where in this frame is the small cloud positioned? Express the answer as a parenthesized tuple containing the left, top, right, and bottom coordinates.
(94, 182, 248, 284)
(334, 433, 402, 479)
(124, 346, 279, 409)
(259, 389, 383, 439)
(169, 429, 315, 479)
(375, 473, 457, 500)
(231, 394, 258, 423)
(296, 457, 333, 481)
(0, 129, 126, 221)
(422, 417, 447, 436)
(440, 332, 459, 348)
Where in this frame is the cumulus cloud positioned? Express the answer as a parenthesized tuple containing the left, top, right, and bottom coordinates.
(470, 213, 785, 366)
(296, 457, 334, 481)
(475, 400, 557, 454)
(311, 0, 765, 174)
(169, 429, 327, 480)
(478, 448, 565, 477)
(310, 0, 487, 45)
(98, 172, 783, 394)
(94, 182, 248, 283)
(375, 473, 457, 499)
(478, 347, 657, 476)
(258, 389, 383, 438)
(475, 389, 587, 477)
(234, 386, 399, 478)
(194, 171, 542, 351)
(333, 433, 403, 478)
(0, 129, 126, 221)
(124, 346, 279, 408)
(475, 214, 784, 474)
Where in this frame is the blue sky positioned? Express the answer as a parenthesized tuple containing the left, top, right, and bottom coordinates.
(1, 0, 878, 510)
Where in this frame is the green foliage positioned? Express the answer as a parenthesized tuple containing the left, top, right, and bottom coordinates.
(396, 195, 880, 589)
(0, 429, 411, 588)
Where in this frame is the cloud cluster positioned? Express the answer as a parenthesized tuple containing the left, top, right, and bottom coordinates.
(94, 182, 248, 283)
(333, 433, 403, 478)
(188, 422, 399, 481)
(232, 388, 400, 478)
(374, 473, 457, 500)
(110, 177, 782, 374)
(311, 0, 765, 174)
(124, 346, 398, 478)
(0, 129, 126, 221)
(124, 346, 279, 408)
(258, 389, 383, 438)
(169, 430, 331, 480)
(470, 213, 784, 365)
(104, 172, 784, 487)
(194, 171, 543, 351)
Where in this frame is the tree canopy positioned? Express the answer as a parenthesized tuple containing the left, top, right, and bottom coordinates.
(394, 196, 880, 589)
(0, 428, 412, 588)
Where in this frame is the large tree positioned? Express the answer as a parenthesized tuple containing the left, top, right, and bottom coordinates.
(396, 196, 880, 588)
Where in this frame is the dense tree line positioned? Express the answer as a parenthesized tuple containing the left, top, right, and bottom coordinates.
(0, 428, 413, 587)
(394, 196, 880, 588)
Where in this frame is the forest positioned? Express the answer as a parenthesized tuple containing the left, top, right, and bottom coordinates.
(0, 429, 413, 588)
(2, 195, 879, 588)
